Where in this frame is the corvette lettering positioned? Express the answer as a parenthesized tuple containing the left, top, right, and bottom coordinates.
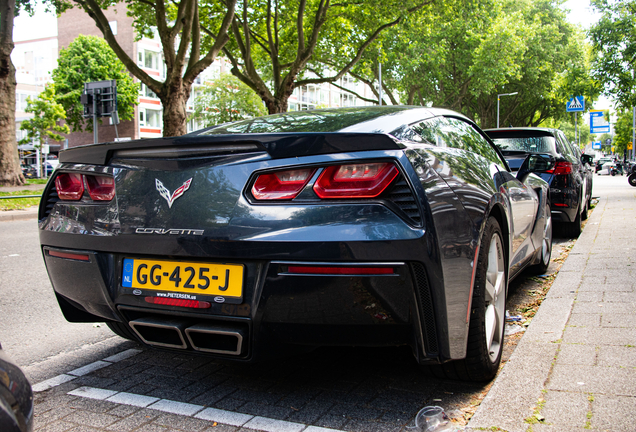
(135, 228, 204, 235)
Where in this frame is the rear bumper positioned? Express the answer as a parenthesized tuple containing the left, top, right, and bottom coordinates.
(42, 244, 445, 364)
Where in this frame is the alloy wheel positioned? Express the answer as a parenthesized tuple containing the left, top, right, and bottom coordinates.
(484, 233, 506, 362)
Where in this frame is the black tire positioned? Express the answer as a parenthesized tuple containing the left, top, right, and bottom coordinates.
(427, 217, 507, 382)
(530, 203, 552, 275)
(629, 172, 636, 187)
(561, 203, 582, 238)
(611, 170, 616, 176)
(106, 321, 138, 341)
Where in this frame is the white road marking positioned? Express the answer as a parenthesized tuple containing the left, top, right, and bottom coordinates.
(33, 348, 347, 432)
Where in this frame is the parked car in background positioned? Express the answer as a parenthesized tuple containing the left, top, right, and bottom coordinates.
(573, 148, 593, 210)
(595, 157, 613, 173)
(38, 106, 553, 382)
(484, 127, 587, 237)
(0, 344, 33, 432)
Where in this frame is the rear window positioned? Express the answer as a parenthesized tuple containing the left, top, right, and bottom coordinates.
(489, 136, 556, 154)
(196, 107, 409, 134)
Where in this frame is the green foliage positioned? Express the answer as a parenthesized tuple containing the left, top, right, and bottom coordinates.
(350, 0, 600, 129)
(190, 74, 266, 127)
(19, 84, 69, 145)
(589, 0, 636, 109)
(612, 109, 634, 155)
(51, 35, 138, 133)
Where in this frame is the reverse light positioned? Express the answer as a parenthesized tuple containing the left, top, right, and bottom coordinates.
(55, 173, 84, 200)
(86, 175, 116, 201)
(287, 266, 395, 275)
(144, 297, 211, 309)
(314, 162, 399, 198)
(252, 168, 317, 200)
(546, 161, 573, 175)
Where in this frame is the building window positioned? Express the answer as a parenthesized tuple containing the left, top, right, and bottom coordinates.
(146, 109, 162, 128)
(139, 83, 158, 99)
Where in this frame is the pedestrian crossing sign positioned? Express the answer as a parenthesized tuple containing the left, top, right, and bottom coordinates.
(566, 96, 585, 112)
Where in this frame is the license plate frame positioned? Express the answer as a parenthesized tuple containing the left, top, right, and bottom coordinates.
(122, 258, 244, 304)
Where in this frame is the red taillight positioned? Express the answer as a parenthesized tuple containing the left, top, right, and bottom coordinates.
(287, 266, 395, 275)
(86, 175, 116, 201)
(54, 173, 115, 201)
(55, 173, 84, 200)
(313, 163, 399, 198)
(144, 297, 211, 309)
(546, 161, 572, 175)
(251, 168, 317, 200)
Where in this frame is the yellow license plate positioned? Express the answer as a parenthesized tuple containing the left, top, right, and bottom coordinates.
(122, 258, 243, 299)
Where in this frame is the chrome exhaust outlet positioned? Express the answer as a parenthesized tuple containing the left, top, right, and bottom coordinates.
(185, 324, 245, 355)
(129, 317, 188, 349)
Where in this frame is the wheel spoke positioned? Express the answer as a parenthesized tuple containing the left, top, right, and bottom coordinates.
(485, 304, 496, 352)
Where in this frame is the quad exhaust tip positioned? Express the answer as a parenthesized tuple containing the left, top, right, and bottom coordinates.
(185, 324, 245, 355)
(128, 318, 245, 355)
(129, 317, 188, 349)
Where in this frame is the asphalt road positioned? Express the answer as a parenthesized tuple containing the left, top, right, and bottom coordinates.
(0, 218, 115, 366)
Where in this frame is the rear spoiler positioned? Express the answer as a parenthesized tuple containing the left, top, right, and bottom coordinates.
(59, 133, 404, 165)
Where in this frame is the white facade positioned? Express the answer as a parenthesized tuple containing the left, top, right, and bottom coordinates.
(12, 36, 59, 142)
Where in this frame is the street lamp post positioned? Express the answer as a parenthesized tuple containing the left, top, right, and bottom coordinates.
(497, 92, 519, 128)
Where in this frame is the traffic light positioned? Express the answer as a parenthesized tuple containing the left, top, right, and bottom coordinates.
(82, 80, 117, 118)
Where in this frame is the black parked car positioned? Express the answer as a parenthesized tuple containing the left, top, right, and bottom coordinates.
(485, 127, 588, 237)
(0, 344, 33, 432)
(38, 106, 552, 382)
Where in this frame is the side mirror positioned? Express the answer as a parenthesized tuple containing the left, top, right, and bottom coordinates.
(517, 153, 554, 182)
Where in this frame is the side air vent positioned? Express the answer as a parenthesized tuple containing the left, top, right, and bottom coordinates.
(411, 262, 438, 355)
(387, 176, 422, 226)
(39, 182, 59, 220)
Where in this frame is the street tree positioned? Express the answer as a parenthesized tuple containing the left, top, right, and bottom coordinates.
(19, 84, 70, 175)
(0, 0, 36, 186)
(213, 0, 434, 114)
(345, 0, 599, 129)
(52, 35, 138, 133)
(20, 84, 70, 143)
(612, 109, 634, 156)
(55, 0, 237, 137)
(190, 73, 266, 127)
(589, 0, 636, 109)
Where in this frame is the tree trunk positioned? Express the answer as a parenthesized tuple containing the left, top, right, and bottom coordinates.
(0, 0, 24, 186)
(160, 82, 190, 137)
(266, 97, 289, 114)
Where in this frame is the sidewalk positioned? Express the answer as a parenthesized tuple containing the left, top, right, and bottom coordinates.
(468, 176, 636, 432)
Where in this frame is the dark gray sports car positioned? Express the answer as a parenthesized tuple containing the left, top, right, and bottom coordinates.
(39, 106, 552, 381)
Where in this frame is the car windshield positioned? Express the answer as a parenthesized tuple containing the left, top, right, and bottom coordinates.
(490, 136, 555, 153)
(196, 106, 409, 135)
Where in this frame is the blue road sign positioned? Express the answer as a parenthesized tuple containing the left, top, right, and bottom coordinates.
(590, 110, 610, 134)
(592, 142, 602, 150)
(566, 96, 585, 112)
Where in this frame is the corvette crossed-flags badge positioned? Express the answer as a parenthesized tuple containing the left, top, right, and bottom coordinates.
(155, 178, 192, 208)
